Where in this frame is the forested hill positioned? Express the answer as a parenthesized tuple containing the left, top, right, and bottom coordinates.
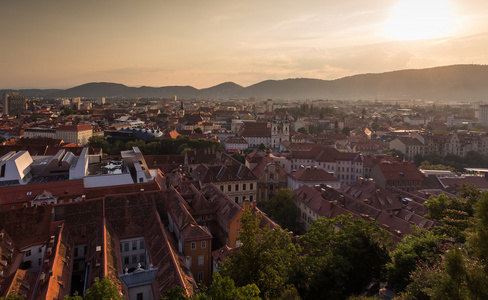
(3, 64, 488, 101)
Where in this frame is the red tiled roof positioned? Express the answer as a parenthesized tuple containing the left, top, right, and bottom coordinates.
(56, 125, 92, 131)
(376, 162, 423, 181)
(289, 168, 339, 182)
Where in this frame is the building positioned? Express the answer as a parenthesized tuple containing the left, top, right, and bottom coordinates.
(191, 164, 258, 205)
(370, 162, 423, 192)
(479, 104, 488, 125)
(248, 155, 288, 203)
(287, 166, 341, 191)
(56, 125, 93, 146)
(2, 92, 25, 117)
(23, 127, 56, 139)
(389, 136, 426, 161)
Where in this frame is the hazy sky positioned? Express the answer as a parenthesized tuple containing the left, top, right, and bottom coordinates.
(1, 0, 488, 89)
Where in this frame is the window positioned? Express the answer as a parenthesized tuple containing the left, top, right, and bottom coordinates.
(201, 241, 206, 248)
(250, 183, 253, 190)
(124, 243, 129, 252)
(235, 197, 239, 203)
(132, 255, 138, 264)
(124, 257, 129, 264)
(250, 195, 253, 201)
(198, 272, 204, 282)
(228, 185, 231, 192)
(132, 241, 137, 251)
(137, 293, 143, 300)
(191, 242, 196, 250)
(235, 184, 239, 191)
(74, 248, 78, 257)
(38, 258, 42, 266)
(243, 184, 246, 191)
(25, 250, 31, 257)
(237, 229, 240, 234)
(198, 255, 204, 266)
(140, 240, 145, 250)
(140, 254, 145, 263)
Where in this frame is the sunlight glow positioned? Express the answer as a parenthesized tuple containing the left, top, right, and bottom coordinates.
(384, 0, 457, 40)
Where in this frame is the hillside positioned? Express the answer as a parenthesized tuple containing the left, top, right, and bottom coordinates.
(3, 64, 488, 101)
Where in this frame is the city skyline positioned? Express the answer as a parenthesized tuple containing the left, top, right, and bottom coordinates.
(1, 0, 488, 89)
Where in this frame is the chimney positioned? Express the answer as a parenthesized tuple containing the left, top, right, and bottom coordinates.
(178, 215, 183, 228)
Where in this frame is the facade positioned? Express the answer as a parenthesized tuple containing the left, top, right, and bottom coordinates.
(192, 164, 258, 205)
(389, 136, 426, 161)
(2, 92, 25, 116)
(479, 104, 488, 125)
(55, 125, 93, 146)
(23, 127, 56, 139)
(249, 156, 288, 203)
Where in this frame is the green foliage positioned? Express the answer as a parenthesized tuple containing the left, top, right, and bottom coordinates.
(220, 207, 300, 299)
(383, 149, 405, 160)
(105, 137, 222, 155)
(87, 135, 109, 152)
(264, 188, 300, 233)
(297, 127, 309, 135)
(418, 161, 456, 172)
(193, 273, 260, 300)
(160, 286, 188, 300)
(0, 293, 26, 300)
(341, 126, 351, 136)
(424, 194, 475, 243)
(387, 229, 443, 292)
(0, 135, 6, 143)
(83, 277, 123, 300)
(64, 277, 122, 300)
(466, 191, 488, 264)
(293, 215, 391, 300)
(194, 127, 203, 134)
(308, 124, 323, 135)
(231, 152, 245, 164)
(258, 143, 265, 151)
(414, 151, 488, 172)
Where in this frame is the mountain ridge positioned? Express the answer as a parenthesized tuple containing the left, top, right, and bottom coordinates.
(2, 64, 488, 101)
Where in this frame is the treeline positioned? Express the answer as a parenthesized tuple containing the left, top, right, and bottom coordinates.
(414, 151, 488, 172)
(88, 136, 223, 156)
(275, 104, 337, 119)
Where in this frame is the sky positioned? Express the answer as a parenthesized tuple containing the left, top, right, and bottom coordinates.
(1, 0, 488, 89)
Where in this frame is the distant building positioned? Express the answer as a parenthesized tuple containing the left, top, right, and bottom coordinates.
(479, 105, 488, 125)
(56, 125, 92, 145)
(2, 92, 25, 116)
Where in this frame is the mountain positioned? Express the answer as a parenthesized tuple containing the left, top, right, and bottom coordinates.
(4, 65, 488, 101)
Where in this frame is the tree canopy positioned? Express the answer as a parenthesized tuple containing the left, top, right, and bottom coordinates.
(220, 207, 300, 299)
(264, 188, 300, 233)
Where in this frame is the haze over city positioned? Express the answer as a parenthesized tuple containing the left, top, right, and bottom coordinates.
(2, 0, 488, 89)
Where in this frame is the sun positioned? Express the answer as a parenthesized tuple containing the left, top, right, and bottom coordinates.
(384, 0, 457, 40)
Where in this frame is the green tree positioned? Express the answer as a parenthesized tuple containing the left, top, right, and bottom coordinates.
(341, 127, 351, 136)
(294, 215, 391, 300)
(297, 127, 309, 135)
(264, 188, 300, 232)
(193, 273, 260, 300)
(83, 277, 123, 300)
(0, 294, 26, 300)
(220, 207, 300, 299)
(87, 135, 109, 153)
(387, 229, 443, 292)
(160, 286, 188, 300)
(258, 143, 265, 151)
(466, 191, 488, 264)
(424, 194, 474, 243)
(194, 127, 203, 134)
